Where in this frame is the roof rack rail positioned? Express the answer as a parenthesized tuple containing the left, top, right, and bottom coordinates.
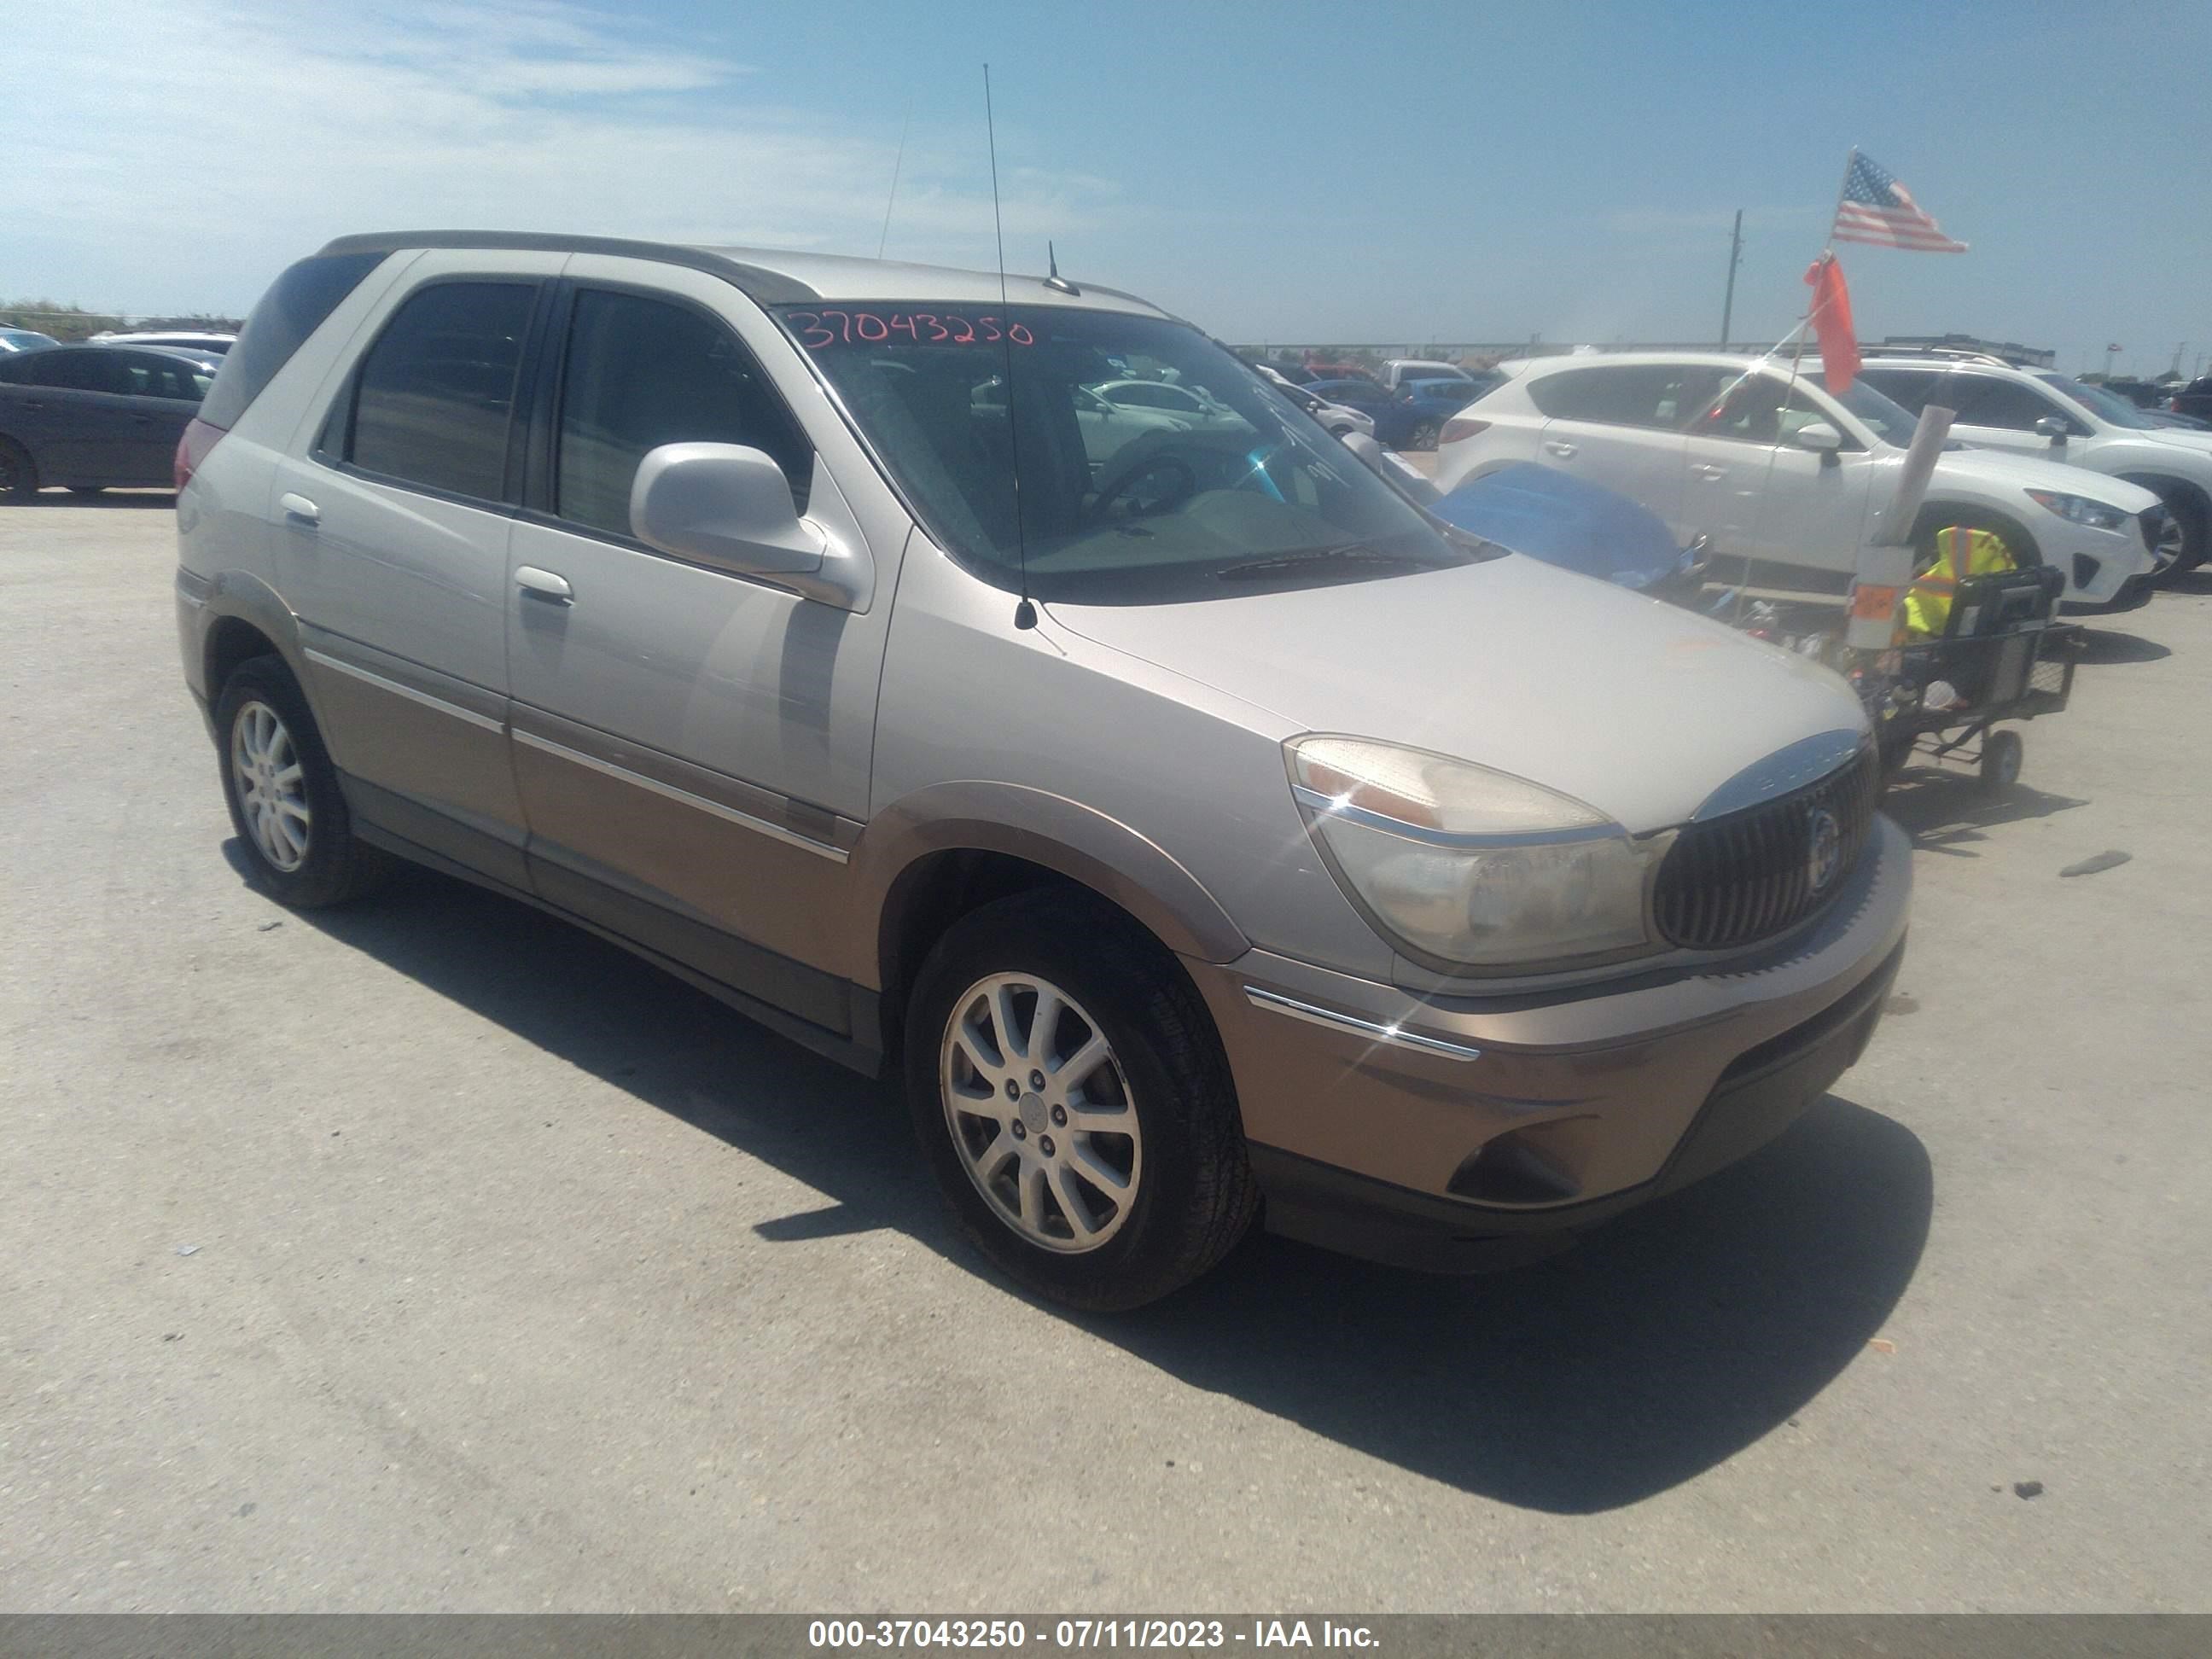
(1860, 346, 2020, 368)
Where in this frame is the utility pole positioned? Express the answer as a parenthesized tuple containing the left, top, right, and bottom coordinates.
(1720, 208, 1743, 348)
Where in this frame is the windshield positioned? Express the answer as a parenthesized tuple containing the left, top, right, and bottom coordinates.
(778, 304, 1478, 602)
(2039, 373, 2157, 429)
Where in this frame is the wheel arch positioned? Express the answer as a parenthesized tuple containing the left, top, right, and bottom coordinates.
(1910, 500, 2040, 566)
(196, 573, 311, 702)
(854, 783, 1250, 1063)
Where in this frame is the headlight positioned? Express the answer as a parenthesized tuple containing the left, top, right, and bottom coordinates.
(2027, 489, 2128, 532)
(1286, 735, 1659, 969)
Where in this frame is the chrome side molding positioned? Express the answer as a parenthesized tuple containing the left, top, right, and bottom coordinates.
(1243, 986, 1481, 1062)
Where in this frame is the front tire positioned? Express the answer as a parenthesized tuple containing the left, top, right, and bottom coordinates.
(214, 655, 387, 908)
(904, 890, 1256, 1310)
(2157, 492, 2207, 577)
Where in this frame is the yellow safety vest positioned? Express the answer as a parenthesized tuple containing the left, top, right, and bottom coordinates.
(1902, 525, 2016, 640)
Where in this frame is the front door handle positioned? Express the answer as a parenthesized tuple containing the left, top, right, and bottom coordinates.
(1691, 463, 1726, 480)
(515, 566, 573, 605)
(279, 492, 319, 524)
(1543, 439, 1577, 458)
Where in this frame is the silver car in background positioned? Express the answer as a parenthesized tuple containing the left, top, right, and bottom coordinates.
(175, 234, 1910, 1308)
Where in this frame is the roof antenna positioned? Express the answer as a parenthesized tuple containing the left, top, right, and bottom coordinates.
(984, 64, 1036, 630)
(876, 98, 911, 262)
(1045, 241, 1078, 295)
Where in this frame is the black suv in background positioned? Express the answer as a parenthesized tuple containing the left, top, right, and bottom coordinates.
(2172, 377, 2212, 423)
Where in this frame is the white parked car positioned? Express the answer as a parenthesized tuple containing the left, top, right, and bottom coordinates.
(1087, 377, 1242, 429)
(1254, 364, 1375, 438)
(1433, 352, 2163, 608)
(1381, 358, 1472, 391)
(1856, 354, 2209, 576)
(89, 329, 237, 355)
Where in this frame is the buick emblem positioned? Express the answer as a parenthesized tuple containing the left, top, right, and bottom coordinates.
(1806, 807, 1842, 894)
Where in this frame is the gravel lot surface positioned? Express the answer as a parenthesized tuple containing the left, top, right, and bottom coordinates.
(3, 494, 2208, 1611)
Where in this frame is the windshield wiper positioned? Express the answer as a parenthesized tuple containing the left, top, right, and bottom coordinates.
(1216, 542, 1454, 582)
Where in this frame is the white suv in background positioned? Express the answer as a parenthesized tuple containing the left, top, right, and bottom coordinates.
(1433, 352, 2163, 608)
(1856, 353, 2209, 576)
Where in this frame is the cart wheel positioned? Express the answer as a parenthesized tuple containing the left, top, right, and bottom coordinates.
(1979, 729, 2023, 795)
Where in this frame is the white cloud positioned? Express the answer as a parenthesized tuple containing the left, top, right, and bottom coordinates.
(0, 0, 1119, 312)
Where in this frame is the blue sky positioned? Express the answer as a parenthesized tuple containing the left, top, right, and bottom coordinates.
(7, 0, 2208, 377)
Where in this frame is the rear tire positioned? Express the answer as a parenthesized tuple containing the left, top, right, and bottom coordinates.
(1408, 420, 1441, 451)
(214, 655, 388, 908)
(0, 436, 37, 500)
(903, 889, 1257, 1311)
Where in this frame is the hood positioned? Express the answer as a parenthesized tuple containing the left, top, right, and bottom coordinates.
(1936, 446, 2162, 513)
(1045, 553, 1866, 834)
(2140, 428, 2212, 459)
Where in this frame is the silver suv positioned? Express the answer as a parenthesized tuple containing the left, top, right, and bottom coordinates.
(175, 233, 1911, 1308)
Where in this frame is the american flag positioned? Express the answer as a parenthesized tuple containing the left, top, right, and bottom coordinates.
(1832, 151, 1968, 253)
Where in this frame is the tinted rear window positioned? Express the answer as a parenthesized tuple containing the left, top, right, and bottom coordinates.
(198, 252, 383, 431)
(346, 281, 534, 501)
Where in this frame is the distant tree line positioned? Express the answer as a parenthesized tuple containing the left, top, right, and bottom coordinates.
(3, 300, 243, 341)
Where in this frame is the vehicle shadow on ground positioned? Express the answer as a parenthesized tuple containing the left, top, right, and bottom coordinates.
(1880, 767, 2087, 854)
(16, 488, 176, 508)
(2073, 628, 2171, 665)
(270, 853, 1931, 1516)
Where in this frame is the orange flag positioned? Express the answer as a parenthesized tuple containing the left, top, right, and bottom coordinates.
(1804, 253, 1859, 393)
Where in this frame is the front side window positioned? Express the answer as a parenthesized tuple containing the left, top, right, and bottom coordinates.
(555, 288, 812, 538)
(2037, 374, 2156, 430)
(1690, 372, 1853, 446)
(777, 303, 1479, 603)
(347, 281, 534, 501)
(1948, 374, 2070, 434)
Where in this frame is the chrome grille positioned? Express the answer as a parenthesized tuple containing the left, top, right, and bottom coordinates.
(1654, 748, 1880, 951)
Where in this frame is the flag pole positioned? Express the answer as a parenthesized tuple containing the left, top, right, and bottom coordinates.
(1732, 148, 1854, 621)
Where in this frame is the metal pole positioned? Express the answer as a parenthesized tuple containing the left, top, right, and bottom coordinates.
(1720, 208, 1743, 347)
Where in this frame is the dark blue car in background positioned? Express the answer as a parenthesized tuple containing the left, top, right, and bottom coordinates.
(1304, 372, 1500, 450)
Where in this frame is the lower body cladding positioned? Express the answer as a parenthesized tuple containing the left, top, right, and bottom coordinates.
(1187, 816, 1912, 1272)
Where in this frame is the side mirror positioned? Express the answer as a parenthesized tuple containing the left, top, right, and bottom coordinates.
(1792, 421, 1844, 453)
(2034, 415, 2069, 443)
(630, 443, 865, 609)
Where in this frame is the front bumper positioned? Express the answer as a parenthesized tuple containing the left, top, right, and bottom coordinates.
(1185, 814, 1912, 1272)
(2063, 570, 2154, 616)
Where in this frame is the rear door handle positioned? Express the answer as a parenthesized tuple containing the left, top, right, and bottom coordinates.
(1691, 463, 1726, 480)
(515, 566, 573, 605)
(278, 492, 319, 525)
(1543, 439, 1577, 458)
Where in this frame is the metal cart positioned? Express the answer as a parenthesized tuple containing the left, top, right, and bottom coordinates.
(1866, 566, 2079, 792)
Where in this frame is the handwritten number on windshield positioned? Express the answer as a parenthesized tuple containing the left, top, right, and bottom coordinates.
(787, 311, 1034, 349)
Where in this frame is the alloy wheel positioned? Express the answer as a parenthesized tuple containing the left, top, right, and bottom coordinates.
(2150, 510, 2186, 577)
(939, 972, 1143, 1253)
(230, 699, 311, 872)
